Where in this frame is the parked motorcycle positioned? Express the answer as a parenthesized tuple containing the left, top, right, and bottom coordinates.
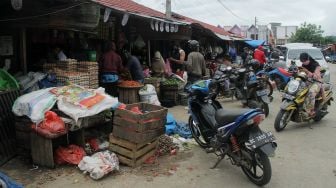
(274, 70, 333, 132)
(256, 60, 295, 91)
(231, 62, 272, 116)
(213, 64, 235, 98)
(187, 79, 277, 186)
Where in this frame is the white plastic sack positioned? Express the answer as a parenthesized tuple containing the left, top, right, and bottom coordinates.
(139, 84, 160, 106)
(78, 150, 119, 180)
(12, 88, 57, 123)
(57, 87, 118, 122)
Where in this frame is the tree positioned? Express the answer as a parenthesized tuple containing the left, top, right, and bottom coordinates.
(324, 36, 336, 44)
(289, 22, 324, 44)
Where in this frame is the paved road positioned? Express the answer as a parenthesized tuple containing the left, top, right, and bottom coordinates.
(4, 64, 336, 188)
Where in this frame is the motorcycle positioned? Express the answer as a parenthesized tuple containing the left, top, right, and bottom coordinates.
(231, 62, 272, 117)
(213, 64, 235, 98)
(256, 60, 295, 91)
(187, 79, 277, 186)
(274, 70, 333, 132)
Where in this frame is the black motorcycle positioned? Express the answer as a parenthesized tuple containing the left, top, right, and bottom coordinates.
(213, 64, 235, 98)
(187, 79, 277, 186)
(231, 62, 272, 117)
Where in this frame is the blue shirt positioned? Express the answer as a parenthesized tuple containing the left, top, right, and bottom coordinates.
(127, 56, 144, 81)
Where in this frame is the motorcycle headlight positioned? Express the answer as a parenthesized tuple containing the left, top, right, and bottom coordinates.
(287, 80, 300, 94)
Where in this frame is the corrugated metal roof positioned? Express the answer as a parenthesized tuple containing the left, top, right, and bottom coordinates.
(90, 0, 233, 37)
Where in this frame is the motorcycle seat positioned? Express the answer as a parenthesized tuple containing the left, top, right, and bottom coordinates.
(215, 108, 251, 126)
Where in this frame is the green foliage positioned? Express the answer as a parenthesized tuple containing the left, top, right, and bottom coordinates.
(324, 36, 336, 44)
(289, 22, 324, 44)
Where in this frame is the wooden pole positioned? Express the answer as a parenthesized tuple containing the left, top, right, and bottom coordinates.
(147, 40, 151, 66)
(20, 28, 27, 74)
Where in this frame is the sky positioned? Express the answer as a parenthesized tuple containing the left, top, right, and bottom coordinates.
(133, 0, 336, 36)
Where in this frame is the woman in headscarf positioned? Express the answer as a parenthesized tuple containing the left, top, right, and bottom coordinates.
(151, 51, 166, 77)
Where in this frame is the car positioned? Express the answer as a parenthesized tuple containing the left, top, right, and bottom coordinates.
(282, 43, 330, 83)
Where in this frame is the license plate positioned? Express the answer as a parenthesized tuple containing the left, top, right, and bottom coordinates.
(283, 93, 295, 100)
(248, 132, 275, 149)
(256, 89, 268, 96)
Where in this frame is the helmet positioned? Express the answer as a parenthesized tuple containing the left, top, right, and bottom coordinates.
(188, 40, 199, 51)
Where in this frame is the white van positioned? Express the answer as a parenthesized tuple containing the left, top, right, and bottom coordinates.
(283, 43, 330, 83)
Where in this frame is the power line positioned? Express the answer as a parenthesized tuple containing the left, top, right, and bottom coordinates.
(216, 0, 251, 24)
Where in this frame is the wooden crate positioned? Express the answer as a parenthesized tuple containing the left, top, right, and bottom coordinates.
(113, 125, 164, 144)
(160, 88, 178, 104)
(109, 134, 157, 167)
(15, 117, 32, 150)
(114, 103, 167, 132)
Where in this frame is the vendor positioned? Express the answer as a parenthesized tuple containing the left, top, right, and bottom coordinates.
(98, 41, 124, 96)
(151, 51, 165, 77)
(121, 49, 144, 83)
(98, 41, 123, 81)
(47, 46, 67, 63)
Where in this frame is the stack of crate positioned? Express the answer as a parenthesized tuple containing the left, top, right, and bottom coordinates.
(110, 103, 167, 167)
(58, 59, 78, 71)
(77, 61, 99, 89)
(55, 70, 90, 88)
(42, 60, 99, 88)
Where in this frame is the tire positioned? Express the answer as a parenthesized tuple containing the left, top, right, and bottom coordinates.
(188, 116, 210, 148)
(274, 110, 291, 132)
(241, 149, 272, 186)
(262, 78, 273, 97)
(313, 105, 328, 122)
(262, 103, 269, 117)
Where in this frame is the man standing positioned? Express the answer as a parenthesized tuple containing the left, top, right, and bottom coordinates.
(170, 40, 206, 83)
(98, 41, 123, 96)
(254, 45, 266, 66)
(170, 43, 186, 78)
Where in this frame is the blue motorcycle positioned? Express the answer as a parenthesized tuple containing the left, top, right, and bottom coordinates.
(187, 79, 277, 186)
(256, 61, 294, 90)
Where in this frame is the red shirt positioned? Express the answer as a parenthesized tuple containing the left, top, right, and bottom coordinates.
(254, 49, 266, 64)
(99, 50, 123, 73)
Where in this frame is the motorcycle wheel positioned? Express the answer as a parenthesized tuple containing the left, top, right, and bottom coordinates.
(259, 78, 273, 97)
(248, 100, 269, 117)
(262, 103, 269, 117)
(274, 110, 291, 132)
(188, 116, 210, 148)
(241, 149, 272, 186)
(313, 105, 328, 122)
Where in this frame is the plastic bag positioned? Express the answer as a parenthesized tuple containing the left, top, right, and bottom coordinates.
(12, 88, 57, 123)
(0, 172, 24, 188)
(39, 111, 65, 133)
(57, 87, 118, 122)
(78, 151, 119, 180)
(165, 113, 176, 135)
(55, 145, 86, 165)
(139, 84, 161, 106)
(164, 59, 173, 76)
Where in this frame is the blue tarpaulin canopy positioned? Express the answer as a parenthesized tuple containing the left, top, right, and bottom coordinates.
(245, 40, 265, 48)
